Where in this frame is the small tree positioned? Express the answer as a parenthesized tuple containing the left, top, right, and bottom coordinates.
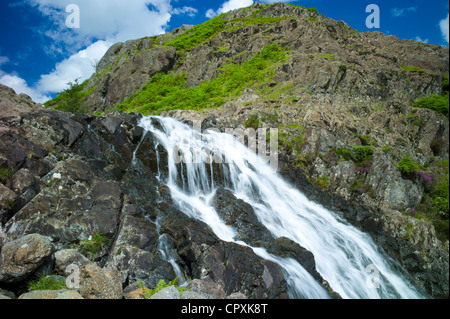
(54, 79, 89, 113)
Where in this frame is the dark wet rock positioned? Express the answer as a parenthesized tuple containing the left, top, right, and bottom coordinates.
(212, 188, 273, 246)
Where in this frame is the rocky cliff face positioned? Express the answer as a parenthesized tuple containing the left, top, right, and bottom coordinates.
(1, 2, 449, 299)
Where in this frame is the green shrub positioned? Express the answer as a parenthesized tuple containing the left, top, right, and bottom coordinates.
(0, 167, 12, 184)
(413, 92, 449, 118)
(316, 175, 330, 191)
(76, 233, 112, 261)
(333, 148, 352, 161)
(244, 114, 260, 130)
(397, 155, 420, 175)
(352, 145, 374, 162)
(137, 277, 188, 299)
(45, 79, 91, 113)
(401, 66, 427, 73)
(165, 15, 228, 51)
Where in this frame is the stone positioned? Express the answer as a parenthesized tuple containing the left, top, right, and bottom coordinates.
(0, 234, 54, 283)
(78, 264, 123, 299)
(181, 290, 216, 299)
(18, 289, 83, 299)
(54, 249, 93, 274)
(149, 286, 180, 299)
(126, 288, 146, 299)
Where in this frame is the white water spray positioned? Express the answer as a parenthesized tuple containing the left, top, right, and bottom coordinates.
(138, 116, 423, 299)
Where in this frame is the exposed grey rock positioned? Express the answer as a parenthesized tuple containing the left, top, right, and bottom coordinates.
(149, 285, 180, 299)
(0, 234, 54, 283)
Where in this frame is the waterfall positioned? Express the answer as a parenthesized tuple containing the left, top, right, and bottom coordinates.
(138, 115, 423, 299)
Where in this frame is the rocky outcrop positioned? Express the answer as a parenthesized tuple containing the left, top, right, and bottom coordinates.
(78, 3, 447, 113)
(0, 85, 294, 299)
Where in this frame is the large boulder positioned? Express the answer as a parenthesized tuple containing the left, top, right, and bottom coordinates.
(0, 234, 54, 283)
(78, 264, 123, 299)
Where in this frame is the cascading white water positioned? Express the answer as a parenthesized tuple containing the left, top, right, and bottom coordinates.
(138, 115, 424, 299)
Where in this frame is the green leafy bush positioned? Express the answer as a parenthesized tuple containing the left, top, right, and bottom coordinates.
(45, 79, 91, 113)
(397, 155, 420, 175)
(413, 92, 449, 118)
(137, 277, 188, 299)
(352, 145, 374, 162)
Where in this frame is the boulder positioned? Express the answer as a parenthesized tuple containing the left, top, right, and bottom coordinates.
(0, 234, 54, 283)
(78, 264, 123, 299)
(149, 286, 180, 299)
(18, 289, 83, 299)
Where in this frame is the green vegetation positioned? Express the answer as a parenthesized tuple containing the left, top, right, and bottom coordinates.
(315, 175, 331, 191)
(243, 114, 261, 130)
(352, 145, 374, 163)
(414, 160, 449, 241)
(401, 66, 427, 73)
(75, 233, 112, 261)
(44, 79, 92, 113)
(0, 167, 12, 184)
(412, 76, 449, 118)
(137, 277, 188, 299)
(278, 122, 306, 154)
(165, 14, 228, 51)
(117, 44, 288, 114)
(397, 154, 420, 175)
(288, 4, 319, 13)
(28, 275, 67, 291)
(332, 147, 352, 161)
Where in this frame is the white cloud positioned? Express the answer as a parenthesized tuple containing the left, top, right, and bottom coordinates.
(0, 56, 9, 66)
(414, 36, 429, 43)
(36, 40, 112, 94)
(0, 40, 110, 103)
(439, 14, 449, 44)
(0, 71, 51, 103)
(171, 6, 198, 17)
(391, 7, 416, 17)
(206, 0, 253, 18)
(2, 0, 199, 103)
(28, 0, 173, 50)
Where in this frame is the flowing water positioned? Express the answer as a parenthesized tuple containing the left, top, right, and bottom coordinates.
(137, 115, 424, 299)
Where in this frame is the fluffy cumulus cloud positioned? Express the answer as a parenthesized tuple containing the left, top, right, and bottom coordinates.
(0, 41, 111, 103)
(1, 0, 197, 103)
(440, 14, 449, 44)
(206, 0, 253, 18)
(0, 71, 52, 103)
(35, 40, 112, 94)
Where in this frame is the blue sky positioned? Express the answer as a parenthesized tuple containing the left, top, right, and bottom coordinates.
(0, 0, 448, 103)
